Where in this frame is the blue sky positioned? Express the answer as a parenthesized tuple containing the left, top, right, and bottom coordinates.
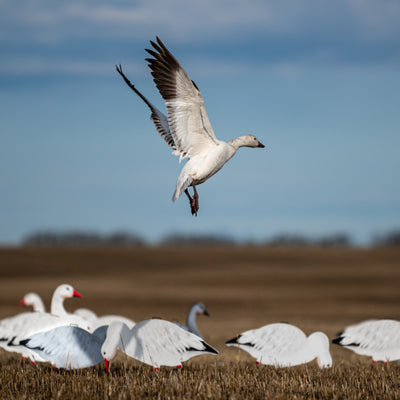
(1, 0, 399, 244)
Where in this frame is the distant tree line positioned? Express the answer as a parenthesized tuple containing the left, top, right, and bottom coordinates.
(22, 231, 146, 247)
(372, 230, 400, 247)
(20, 229, 400, 247)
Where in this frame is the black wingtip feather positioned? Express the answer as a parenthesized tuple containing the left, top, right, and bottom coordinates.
(332, 336, 343, 345)
(202, 341, 218, 355)
(19, 338, 30, 347)
(225, 335, 241, 345)
(185, 342, 218, 355)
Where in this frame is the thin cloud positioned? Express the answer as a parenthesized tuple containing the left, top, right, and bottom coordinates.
(1, 0, 400, 42)
(0, 0, 399, 80)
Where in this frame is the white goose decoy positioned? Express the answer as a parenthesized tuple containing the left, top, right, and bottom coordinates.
(19, 293, 45, 313)
(51, 284, 82, 316)
(332, 319, 400, 362)
(0, 311, 93, 362)
(74, 308, 136, 330)
(176, 302, 209, 338)
(226, 323, 332, 369)
(116, 37, 265, 216)
(101, 319, 218, 371)
(20, 325, 108, 370)
(73, 308, 98, 323)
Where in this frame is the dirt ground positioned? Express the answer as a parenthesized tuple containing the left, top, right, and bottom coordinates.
(1, 245, 399, 364)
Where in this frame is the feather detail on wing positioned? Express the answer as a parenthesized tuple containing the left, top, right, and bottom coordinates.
(126, 320, 216, 365)
(115, 64, 176, 150)
(146, 37, 219, 160)
(337, 320, 400, 351)
(21, 326, 104, 369)
(237, 324, 307, 357)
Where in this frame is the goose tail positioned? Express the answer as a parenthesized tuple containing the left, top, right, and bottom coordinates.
(172, 175, 193, 202)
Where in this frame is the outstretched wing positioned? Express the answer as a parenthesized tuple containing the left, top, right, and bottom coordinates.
(146, 37, 219, 161)
(116, 64, 176, 150)
(20, 326, 104, 369)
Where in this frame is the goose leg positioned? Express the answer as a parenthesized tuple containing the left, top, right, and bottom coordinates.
(192, 183, 199, 215)
(184, 188, 199, 216)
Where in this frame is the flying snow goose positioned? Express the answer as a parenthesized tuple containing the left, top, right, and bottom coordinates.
(332, 319, 400, 362)
(20, 325, 108, 370)
(74, 308, 136, 329)
(116, 37, 265, 215)
(176, 302, 209, 338)
(19, 292, 45, 313)
(226, 323, 332, 369)
(101, 319, 218, 371)
(50, 284, 82, 316)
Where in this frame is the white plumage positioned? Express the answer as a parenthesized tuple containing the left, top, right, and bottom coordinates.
(19, 293, 45, 313)
(101, 319, 218, 371)
(0, 283, 91, 363)
(226, 323, 332, 369)
(116, 37, 264, 216)
(17, 284, 81, 316)
(0, 311, 92, 361)
(74, 308, 136, 330)
(50, 284, 82, 316)
(20, 325, 107, 370)
(332, 319, 400, 362)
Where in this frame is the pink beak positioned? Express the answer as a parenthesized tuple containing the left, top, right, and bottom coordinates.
(73, 290, 82, 298)
(18, 299, 26, 306)
(104, 359, 110, 372)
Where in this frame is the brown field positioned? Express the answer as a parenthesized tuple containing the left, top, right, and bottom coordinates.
(1, 246, 400, 399)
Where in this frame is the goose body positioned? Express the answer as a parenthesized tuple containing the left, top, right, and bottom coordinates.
(0, 311, 92, 361)
(101, 319, 218, 370)
(332, 319, 400, 362)
(116, 37, 264, 215)
(20, 325, 108, 370)
(226, 323, 332, 369)
(74, 308, 136, 329)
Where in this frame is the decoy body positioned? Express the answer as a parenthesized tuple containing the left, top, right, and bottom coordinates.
(333, 319, 400, 362)
(101, 319, 218, 371)
(116, 37, 265, 215)
(226, 323, 332, 369)
(20, 325, 108, 370)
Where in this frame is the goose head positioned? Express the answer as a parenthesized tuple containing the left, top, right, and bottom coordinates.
(19, 293, 40, 307)
(231, 134, 265, 149)
(191, 302, 210, 317)
(55, 284, 82, 299)
(19, 292, 45, 313)
(101, 321, 125, 372)
(308, 332, 333, 369)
